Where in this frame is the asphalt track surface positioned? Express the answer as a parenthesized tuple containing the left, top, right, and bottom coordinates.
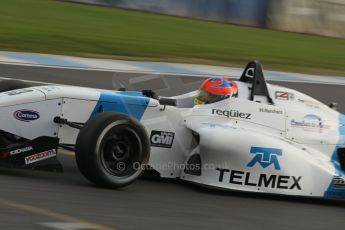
(0, 63, 345, 230)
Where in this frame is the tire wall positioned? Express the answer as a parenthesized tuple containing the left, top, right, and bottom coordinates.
(64, 0, 345, 38)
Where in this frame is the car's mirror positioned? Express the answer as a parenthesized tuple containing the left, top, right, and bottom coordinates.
(159, 97, 177, 107)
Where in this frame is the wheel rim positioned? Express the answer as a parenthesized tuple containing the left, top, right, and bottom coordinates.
(99, 124, 143, 177)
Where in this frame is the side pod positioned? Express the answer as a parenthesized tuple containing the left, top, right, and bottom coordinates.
(181, 127, 334, 197)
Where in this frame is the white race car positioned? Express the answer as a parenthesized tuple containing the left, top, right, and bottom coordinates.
(0, 61, 344, 200)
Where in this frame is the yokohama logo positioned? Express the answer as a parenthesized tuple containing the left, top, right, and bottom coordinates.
(10, 146, 33, 156)
(25, 149, 56, 165)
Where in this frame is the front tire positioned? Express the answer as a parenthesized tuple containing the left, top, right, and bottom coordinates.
(75, 112, 150, 188)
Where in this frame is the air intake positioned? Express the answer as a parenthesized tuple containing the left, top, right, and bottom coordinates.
(184, 154, 201, 176)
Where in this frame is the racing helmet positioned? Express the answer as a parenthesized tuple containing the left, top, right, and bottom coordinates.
(194, 77, 238, 105)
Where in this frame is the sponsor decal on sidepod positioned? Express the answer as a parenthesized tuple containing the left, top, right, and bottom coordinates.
(13, 110, 40, 122)
(216, 147, 302, 190)
(247, 147, 282, 170)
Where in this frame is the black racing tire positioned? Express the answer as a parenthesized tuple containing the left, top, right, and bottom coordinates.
(75, 112, 150, 188)
(0, 80, 31, 148)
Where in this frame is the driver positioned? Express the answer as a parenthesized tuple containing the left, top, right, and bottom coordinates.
(194, 77, 238, 105)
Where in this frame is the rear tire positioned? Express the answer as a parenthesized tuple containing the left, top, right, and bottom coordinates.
(75, 112, 150, 188)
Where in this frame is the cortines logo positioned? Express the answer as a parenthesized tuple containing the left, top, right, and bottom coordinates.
(13, 110, 40, 122)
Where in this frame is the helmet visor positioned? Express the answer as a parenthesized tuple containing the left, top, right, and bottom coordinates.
(194, 89, 222, 105)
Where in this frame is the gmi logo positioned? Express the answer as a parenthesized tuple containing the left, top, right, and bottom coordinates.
(247, 147, 282, 170)
(150, 130, 175, 148)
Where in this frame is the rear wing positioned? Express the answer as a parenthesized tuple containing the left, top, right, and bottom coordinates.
(239, 60, 274, 105)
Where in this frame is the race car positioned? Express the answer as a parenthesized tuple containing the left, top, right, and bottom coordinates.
(0, 60, 344, 200)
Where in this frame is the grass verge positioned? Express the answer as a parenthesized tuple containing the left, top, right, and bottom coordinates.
(0, 0, 344, 75)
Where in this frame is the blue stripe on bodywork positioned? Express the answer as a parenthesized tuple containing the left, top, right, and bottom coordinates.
(324, 114, 345, 199)
(90, 91, 149, 120)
